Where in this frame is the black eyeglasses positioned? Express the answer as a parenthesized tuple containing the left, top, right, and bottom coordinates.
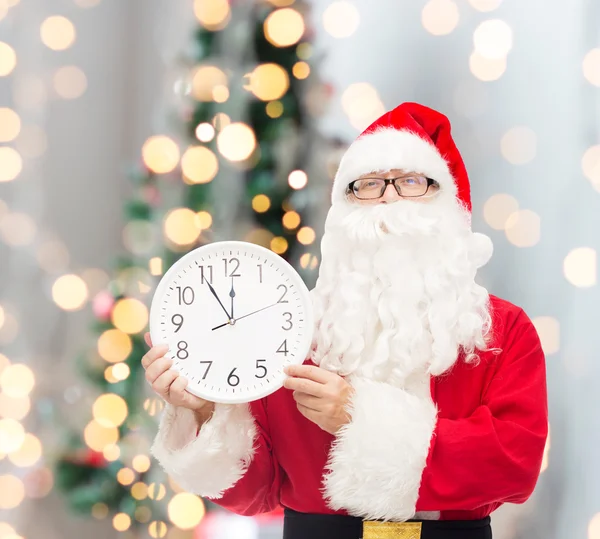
(347, 175, 439, 200)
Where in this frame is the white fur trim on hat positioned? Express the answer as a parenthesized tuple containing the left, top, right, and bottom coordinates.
(332, 128, 457, 204)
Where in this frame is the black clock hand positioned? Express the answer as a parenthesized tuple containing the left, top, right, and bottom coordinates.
(229, 277, 235, 320)
(206, 281, 231, 320)
(212, 302, 278, 331)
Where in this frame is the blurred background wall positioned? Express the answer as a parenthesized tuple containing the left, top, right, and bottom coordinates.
(1, 0, 599, 538)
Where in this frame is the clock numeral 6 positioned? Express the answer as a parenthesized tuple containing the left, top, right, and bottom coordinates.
(255, 359, 267, 379)
(171, 314, 183, 333)
(276, 340, 288, 356)
(177, 341, 189, 359)
(282, 312, 293, 331)
(176, 286, 195, 305)
(223, 257, 241, 277)
(227, 368, 240, 387)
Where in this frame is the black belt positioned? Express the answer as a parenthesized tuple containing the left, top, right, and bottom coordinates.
(283, 508, 492, 539)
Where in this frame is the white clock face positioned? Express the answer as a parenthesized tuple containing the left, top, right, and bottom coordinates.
(149, 241, 314, 404)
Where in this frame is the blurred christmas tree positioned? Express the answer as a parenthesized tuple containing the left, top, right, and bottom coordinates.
(54, 0, 329, 536)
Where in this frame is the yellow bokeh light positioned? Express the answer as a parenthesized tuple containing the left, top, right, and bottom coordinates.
(422, 0, 459, 36)
(52, 274, 89, 311)
(80, 268, 109, 295)
(0, 475, 25, 509)
(0, 306, 4, 330)
(288, 169, 308, 189)
(323, 1, 360, 38)
(149, 521, 167, 538)
(195, 211, 213, 230)
(112, 362, 130, 381)
(0, 524, 16, 538)
(583, 49, 600, 87)
(83, 420, 119, 452)
(582, 145, 600, 192)
(473, 19, 513, 59)
(54, 65, 87, 99)
(212, 85, 229, 103)
(93, 393, 128, 428)
(245, 63, 289, 101)
(468, 0, 502, 11)
(131, 482, 148, 500)
(212, 112, 231, 130)
(0, 352, 8, 372)
(111, 298, 148, 334)
(296, 43, 312, 60)
(98, 329, 132, 363)
(252, 194, 271, 213)
(117, 467, 135, 486)
(192, 65, 227, 102)
(292, 61, 310, 79)
(136, 506, 152, 523)
(164, 207, 201, 246)
(195, 123, 215, 142)
(0, 212, 36, 246)
(0, 42, 17, 77)
(0, 418, 25, 453)
(270, 236, 288, 254)
(142, 136, 180, 174)
(92, 503, 109, 519)
(501, 126, 537, 165)
(264, 8, 305, 48)
(266, 101, 284, 118)
(133, 454, 151, 473)
(0, 393, 30, 421)
(341, 83, 385, 131)
(469, 51, 507, 81)
(483, 193, 519, 230)
(504, 209, 540, 247)
(143, 398, 164, 417)
(40, 16, 76, 51)
(217, 122, 256, 162)
(168, 493, 205, 530)
(103, 443, 120, 461)
(532, 317, 560, 356)
(245, 228, 275, 248)
(148, 482, 166, 501)
(297, 226, 316, 245)
(0, 147, 23, 182)
(589, 513, 600, 539)
(0, 109, 21, 142)
(193, 0, 230, 31)
(267, 0, 295, 5)
(7, 433, 42, 467)
(36, 238, 70, 273)
(167, 475, 186, 494)
(149, 257, 163, 276)
(113, 513, 131, 532)
(300, 253, 319, 270)
(283, 211, 301, 229)
(181, 146, 218, 184)
(0, 364, 35, 398)
(564, 247, 597, 288)
(104, 366, 118, 384)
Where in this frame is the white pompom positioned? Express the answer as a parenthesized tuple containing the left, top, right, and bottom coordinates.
(470, 232, 493, 268)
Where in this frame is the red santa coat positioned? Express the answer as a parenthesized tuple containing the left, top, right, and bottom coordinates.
(152, 295, 548, 522)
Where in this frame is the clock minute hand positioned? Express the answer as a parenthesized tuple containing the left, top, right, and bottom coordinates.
(206, 281, 231, 320)
(212, 302, 278, 331)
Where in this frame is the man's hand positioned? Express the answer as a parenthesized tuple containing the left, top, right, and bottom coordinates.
(283, 364, 353, 435)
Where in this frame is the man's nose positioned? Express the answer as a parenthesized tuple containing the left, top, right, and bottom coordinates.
(379, 183, 400, 204)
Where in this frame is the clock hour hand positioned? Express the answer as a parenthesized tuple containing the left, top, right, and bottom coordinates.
(212, 302, 278, 331)
(206, 281, 231, 321)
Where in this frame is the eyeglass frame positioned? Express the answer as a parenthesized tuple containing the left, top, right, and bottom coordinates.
(346, 175, 440, 200)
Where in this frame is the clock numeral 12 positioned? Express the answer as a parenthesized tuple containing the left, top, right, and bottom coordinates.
(200, 265, 213, 285)
(223, 258, 241, 277)
(255, 359, 267, 379)
(177, 286, 195, 305)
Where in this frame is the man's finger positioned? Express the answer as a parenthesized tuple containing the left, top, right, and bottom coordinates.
(144, 332, 152, 348)
(284, 364, 334, 384)
(293, 391, 321, 411)
(141, 344, 169, 369)
(145, 357, 173, 384)
(152, 370, 179, 398)
(283, 376, 324, 397)
(296, 403, 320, 424)
(169, 375, 188, 402)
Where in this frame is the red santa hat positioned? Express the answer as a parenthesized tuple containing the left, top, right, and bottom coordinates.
(331, 102, 471, 212)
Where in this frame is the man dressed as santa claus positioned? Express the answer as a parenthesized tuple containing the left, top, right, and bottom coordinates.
(143, 102, 548, 539)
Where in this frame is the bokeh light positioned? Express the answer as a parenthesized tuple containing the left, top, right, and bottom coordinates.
(133, 454, 151, 473)
(564, 247, 597, 288)
(300, 253, 319, 270)
(212, 112, 231, 130)
(468, 0, 502, 10)
(193, 0, 230, 31)
(192, 66, 227, 102)
(473, 19, 513, 59)
(264, 8, 305, 47)
(0, 393, 31, 420)
(84, 420, 119, 452)
(0, 108, 21, 142)
(40, 16, 76, 51)
(131, 482, 148, 500)
(149, 521, 167, 538)
(252, 194, 271, 213)
(0, 212, 35, 245)
(98, 329, 132, 363)
(296, 43, 312, 60)
(37, 238, 70, 273)
(245, 63, 289, 101)
(341, 83, 385, 131)
(504, 209, 541, 247)
(92, 503, 109, 519)
(501, 126, 537, 165)
(297, 227, 316, 245)
(271, 236, 288, 254)
(112, 363, 130, 381)
(181, 146, 218, 184)
(111, 298, 148, 334)
(283, 211, 301, 229)
(143, 398, 165, 417)
(195, 211, 213, 230)
(288, 170, 308, 189)
(113, 513, 131, 532)
(195, 123, 215, 142)
(8, 433, 42, 467)
(532, 317, 560, 355)
(103, 443, 120, 461)
(15, 124, 48, 158)
(81, 268, 110, 295)
(0, 418, 25, 453)
(168, 493, 206, 529)
(469, 51, 507, 81)
(0, 147, 23, 182)
(323, 2, 360, 38)
(0, 42, 17, 77)
(0, 475, 25, 509)
(292, 61, 310, 79)
(52, 274, 89, 311)
(117, 467, 135, 486)
(583, 48, 600, 87)
(266, 101, 284, 118)
(0, 306, 4, 330)
(212, 84, 229, 102)
(589, 513, 600, 539)
(0, 364, 35, 398)
(164, 207, 201, 246)
(142, 136, 180, 174)
(93, 394, 128, 428)
(149, 257, 163, 276)
(217, 122, 256, 162)
(483, 193, 519, 230)
(148, 482, 166, 501)
(53, 66, 87, 99)
(582, 145, 600, 192)
(422, 0, 459, 36)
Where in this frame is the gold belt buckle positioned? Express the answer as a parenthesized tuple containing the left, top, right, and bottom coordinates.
(363, 520, 422, 539)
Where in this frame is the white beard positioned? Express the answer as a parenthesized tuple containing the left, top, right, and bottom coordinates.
(310, 195, 493, 387)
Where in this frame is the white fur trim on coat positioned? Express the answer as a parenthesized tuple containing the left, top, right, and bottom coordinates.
(151, 403, 257, 498)
(323, 377, 438, 521)
(332, 128, 457, 204)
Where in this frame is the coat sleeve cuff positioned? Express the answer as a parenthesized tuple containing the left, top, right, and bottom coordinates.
(322, 377, 438, 521)
(151, 403, 257, 499)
